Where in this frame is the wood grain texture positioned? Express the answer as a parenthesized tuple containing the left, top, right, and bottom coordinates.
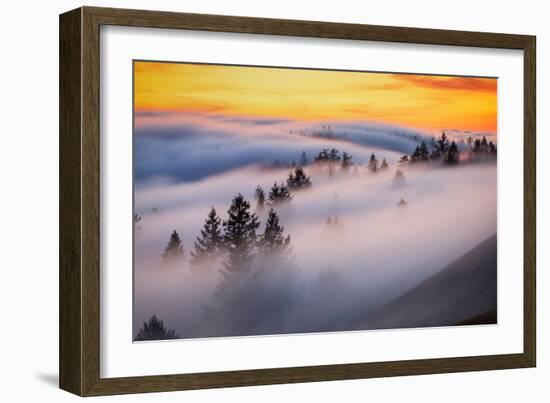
(59, 6, 537, 396)
(523, 37, 536, 367)
(59, 8, 82, 396)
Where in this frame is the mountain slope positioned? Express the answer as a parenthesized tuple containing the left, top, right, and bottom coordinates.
(353, 234, 497, 330)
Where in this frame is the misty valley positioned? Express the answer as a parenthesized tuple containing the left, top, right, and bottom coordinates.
(133, 120, 498, 341)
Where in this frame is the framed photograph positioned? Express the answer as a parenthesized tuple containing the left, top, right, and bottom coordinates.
(59, 6, 536, 396)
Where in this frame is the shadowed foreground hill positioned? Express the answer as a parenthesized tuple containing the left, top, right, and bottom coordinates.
(352, 234, 497, 330)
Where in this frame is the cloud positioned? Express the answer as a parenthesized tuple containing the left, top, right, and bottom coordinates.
(134, 112, 427, 183)
(391, 74, 497, 92)
(133, 162, 497, 338)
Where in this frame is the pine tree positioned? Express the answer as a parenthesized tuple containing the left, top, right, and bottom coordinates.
(329, 148, 341, 161)
(190, 207, 224, 269)
(411, 146, 420, 162)
(367, 153, 379, 173)
(436, 131, 449, 154)
(161, 230, 184, 264)
(314, 148, 331, 162)
(221, 194, 260, 276)
(268, 182, 293, 204)
(393, 169, 405, 185)
(133, 214, 142, 232)
(210, 194, 261, 328)
(445, 141, 459, 164)
(472, 138, 482, 152)
(287, 167, 312, 190)
(257, 209, 291, 257)
(481, 136, 489, 152)
(411, 141, 430, 163)
(254, 185, 266, 211)
(135, 315, 178, 341)
(398, 155, 409, 165)
(419, 141, 430, 161)
(341, 152, 353, 170)
(379, 158, 389, 170)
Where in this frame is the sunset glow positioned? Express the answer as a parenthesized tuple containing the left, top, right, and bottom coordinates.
(134, 61, 497, 134)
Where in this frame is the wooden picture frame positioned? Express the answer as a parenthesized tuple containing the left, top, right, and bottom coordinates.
(59, 6, 536, 396)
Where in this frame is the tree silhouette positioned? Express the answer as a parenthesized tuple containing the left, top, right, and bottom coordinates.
(190, 207, 224, 270)
(135, 315, 178, 341)
(287, 167, 312, 190)
(398, 155, 410, 165)
(268, 182, 293, 204)
(481, 136, 489, 151)
(379, 158, 389, 170)
(252, 208, 297, 334)
(161, 230, 184, 264)
(397, 198, 408, 208)
(393, 169, 405, 185)
(411, 141, 430, 163)
(445, 141, 459, 164)
(221, 194, 260, 277)
(472, 138, 481, 152)
(133, 214, 142, 232)
(205, 194, 262, 336)
(436, 131, 450, 154)
(472, 136, 497, 156)
(314, 148, 330, 162)
(325, 216, 342, 227)
(257, 209, 292, 257)
(341, 152, 353, 170)
(314, 148, 341, 163)
(254, 185, 266, 211)
(329, 148, 341, 161)
(367, 153, 379, 173)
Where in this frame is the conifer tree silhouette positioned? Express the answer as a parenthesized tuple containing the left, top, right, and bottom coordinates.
(436, 131, 450, 154)
(398, 155, 410, 165)
(133, 213, 142, 232)
(411, 141, 430, 163)
(204, 194, 262, 336)
(367, 153, 379, 173)
(445, 141, 459, 164)
(341, 152, 353, 170)
(287, 167, 312, 190)
(329, 148, 341, 161)
(314, 148, 330, 162)
(220, 194, 260, 277)
(190, 207, 224, 269)
(268, 182, 293, 204)
(135, 315, 178, 341)
(393, 169, 406, 185)
(254, 185, 266, 211)
(161, 230, 184, 264)
(258, 209, 292, 257)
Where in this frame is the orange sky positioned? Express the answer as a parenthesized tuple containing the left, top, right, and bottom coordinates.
(134, 61, 497, 133)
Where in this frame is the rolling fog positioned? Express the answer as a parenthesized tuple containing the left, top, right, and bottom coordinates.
(133, 114, 497, 339)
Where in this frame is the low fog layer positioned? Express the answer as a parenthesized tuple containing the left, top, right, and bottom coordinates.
(134, 112, 437, 183)
(133, 159, 497, 338)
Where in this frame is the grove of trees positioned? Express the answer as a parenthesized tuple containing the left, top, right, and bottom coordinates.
(135, 315, 178, 341)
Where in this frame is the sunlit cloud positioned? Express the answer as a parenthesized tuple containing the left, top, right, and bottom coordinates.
(134, 62, 497, 134)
